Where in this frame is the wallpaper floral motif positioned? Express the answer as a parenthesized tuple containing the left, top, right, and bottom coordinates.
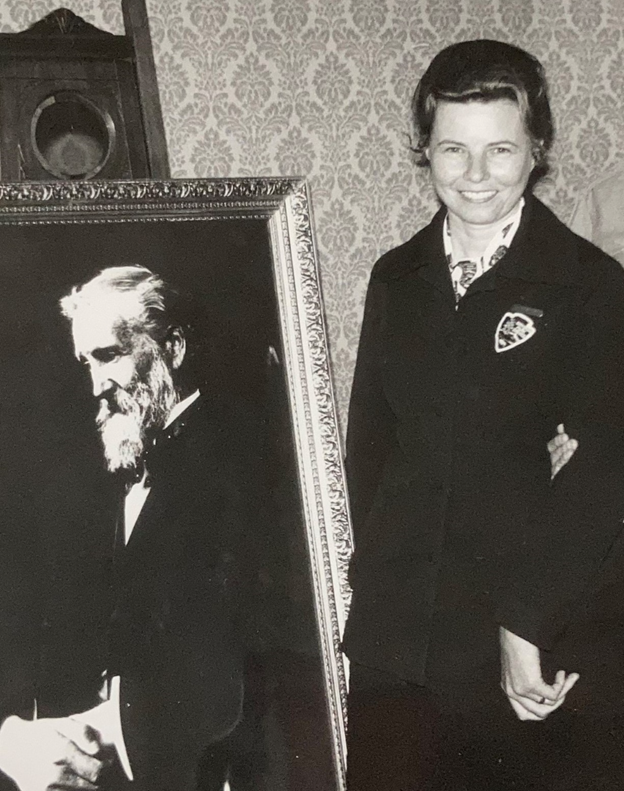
(1, 0, 623, 432)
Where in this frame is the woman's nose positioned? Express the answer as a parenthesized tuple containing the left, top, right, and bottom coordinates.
(465, 153, 488, 183)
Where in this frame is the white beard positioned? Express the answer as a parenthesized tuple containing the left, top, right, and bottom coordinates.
(96, 351, 178, 473)
(98, 410, 145, 473)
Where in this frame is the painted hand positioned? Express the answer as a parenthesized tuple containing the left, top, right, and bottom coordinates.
(0, 715, 110, 790)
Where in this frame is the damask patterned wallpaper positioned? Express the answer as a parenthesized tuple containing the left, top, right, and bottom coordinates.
(1, 0, 623, 431)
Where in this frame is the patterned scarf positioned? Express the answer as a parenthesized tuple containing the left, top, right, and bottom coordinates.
(444, 197, 524, 302)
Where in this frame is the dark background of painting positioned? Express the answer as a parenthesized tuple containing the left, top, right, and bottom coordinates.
(0, 215, 335, 790)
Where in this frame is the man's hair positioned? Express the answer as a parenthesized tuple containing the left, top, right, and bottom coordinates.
(411, 39, 554, 184)
(60, 265, 180, 344)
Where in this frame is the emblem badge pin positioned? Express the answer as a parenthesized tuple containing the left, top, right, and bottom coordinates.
(495, 311, 536, 353)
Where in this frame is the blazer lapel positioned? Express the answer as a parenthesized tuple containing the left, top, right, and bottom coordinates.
(495, 194, 583, 288)
(413, 208, 456, 305)
(118, 395, 210, 561)
(450, 194, 583, 300)
(380, 207, 453, 298)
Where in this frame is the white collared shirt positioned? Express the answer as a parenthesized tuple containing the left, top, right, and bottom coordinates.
(444, 198, 525, 302)
(124, 389, 201, 543)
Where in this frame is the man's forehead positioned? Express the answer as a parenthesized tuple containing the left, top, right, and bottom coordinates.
(71, 292, 143, 354)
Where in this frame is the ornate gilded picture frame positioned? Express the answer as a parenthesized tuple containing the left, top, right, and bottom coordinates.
(0, 178, 350, 790)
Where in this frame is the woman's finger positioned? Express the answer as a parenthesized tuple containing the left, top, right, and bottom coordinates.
(508, 696, 543, 721)
(506, 671, 580, 720)
(507, 693, 550, 719)
(506, 668, 567, 703)
(557, 671, 580, 698)
(551, 669, 566, 697)
(548, 434, 567, 453)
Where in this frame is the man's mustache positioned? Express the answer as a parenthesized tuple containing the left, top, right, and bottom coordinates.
(91, 355, 178, 473)
(96, 386, 142, 427)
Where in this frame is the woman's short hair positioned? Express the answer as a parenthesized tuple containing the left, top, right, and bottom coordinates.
(412, 39, 553, 181)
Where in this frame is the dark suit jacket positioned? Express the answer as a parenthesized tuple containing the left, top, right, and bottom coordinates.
(36, 395, 258, 791)
(112, 395, 254, 789)
(343, 195, 624, 705)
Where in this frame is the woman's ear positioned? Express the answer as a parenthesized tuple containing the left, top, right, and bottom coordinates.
(531, 140, 544, 169)
(165, 326, 186, 370)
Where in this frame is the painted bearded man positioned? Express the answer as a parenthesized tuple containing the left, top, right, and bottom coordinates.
(0, 265, 252, 791)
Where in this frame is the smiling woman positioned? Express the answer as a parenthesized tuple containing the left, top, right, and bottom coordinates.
(427, 100, 534, 232)
(343, 39, 624, 791)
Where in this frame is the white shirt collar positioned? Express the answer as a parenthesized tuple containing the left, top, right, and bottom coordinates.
(164, 389, 201, 429)
(123, 389, 201, 543)
(443, 197, 525, 301)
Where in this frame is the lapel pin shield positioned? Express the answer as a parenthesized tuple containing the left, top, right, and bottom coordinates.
(495, 311, 536, 353)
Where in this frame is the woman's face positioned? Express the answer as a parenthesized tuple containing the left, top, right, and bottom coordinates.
(427, 99, 535, 230)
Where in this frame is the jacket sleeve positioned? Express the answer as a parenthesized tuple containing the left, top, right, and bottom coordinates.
(497, 261, 624, 650)
(569, 175, 624, 265)
(346, 265, 397, 580)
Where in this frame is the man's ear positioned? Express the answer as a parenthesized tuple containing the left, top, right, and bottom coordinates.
(165, 326, 186, 370)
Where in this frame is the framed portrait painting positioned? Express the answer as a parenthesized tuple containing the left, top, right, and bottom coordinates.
(0, 178, 351, 791)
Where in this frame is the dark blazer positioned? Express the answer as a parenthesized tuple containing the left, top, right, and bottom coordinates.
(37, 395, 257, 791)
(343, 195, 624, 701)
(112, 395, 253, 789)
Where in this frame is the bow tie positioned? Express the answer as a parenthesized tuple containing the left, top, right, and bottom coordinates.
(119, 416, 188, 488)
(119, 461, 147, 489)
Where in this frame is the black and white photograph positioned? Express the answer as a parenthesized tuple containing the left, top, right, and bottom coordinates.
(3, 1, 624, 790)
